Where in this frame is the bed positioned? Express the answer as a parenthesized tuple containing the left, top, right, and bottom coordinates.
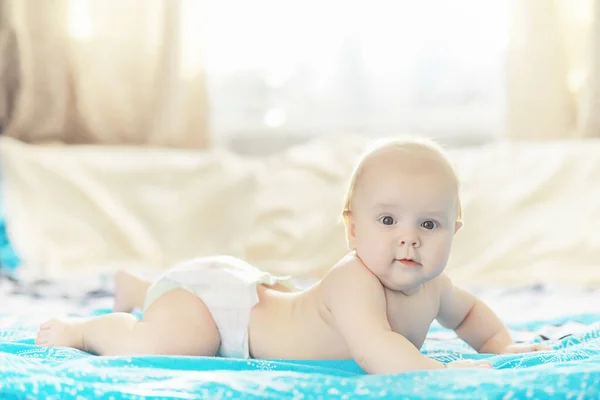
(1, 136, 599, 398)
(1, 276, 599, 399)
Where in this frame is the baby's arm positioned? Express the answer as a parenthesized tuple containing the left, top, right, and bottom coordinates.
(436, 274, 550, 354)
(324, 260, 446, 374)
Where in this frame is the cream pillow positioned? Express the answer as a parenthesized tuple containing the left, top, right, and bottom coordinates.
(447, 140, 600, 287)
(0, 137, 258, 278)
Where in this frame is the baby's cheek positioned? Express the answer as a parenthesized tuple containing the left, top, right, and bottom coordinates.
(357, 239, 386, 265)
(432, 240, 453, 264)
(366, 236, 389, 254)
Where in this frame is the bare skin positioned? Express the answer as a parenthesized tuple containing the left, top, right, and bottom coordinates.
(36, 139, 551, 373)
(112, 270, 150, 313)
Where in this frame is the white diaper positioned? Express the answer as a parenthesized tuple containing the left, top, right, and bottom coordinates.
(143, 255, 295, 358)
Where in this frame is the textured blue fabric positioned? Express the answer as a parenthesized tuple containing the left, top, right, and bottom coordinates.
(1, 311, 599, 399)
(0, 174, 21, 272)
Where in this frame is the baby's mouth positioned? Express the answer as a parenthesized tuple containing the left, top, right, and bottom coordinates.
(396, 258, 422, 267)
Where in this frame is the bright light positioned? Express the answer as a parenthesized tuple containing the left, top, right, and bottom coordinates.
(68, 0, 92, 40)
(197, 0, 509, 76)
(264, 108, 287, 128)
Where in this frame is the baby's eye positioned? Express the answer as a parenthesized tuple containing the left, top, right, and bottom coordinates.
(421, 220, 438, 230)
(379, 216, 396, 226)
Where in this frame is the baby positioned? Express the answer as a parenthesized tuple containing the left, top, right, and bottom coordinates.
(35, 137, 550, 374)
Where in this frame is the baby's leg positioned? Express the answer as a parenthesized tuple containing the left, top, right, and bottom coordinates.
(113, 270, 152, 312)
(36, 289, 220, 356)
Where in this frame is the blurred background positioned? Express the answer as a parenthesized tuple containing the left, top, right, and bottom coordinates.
(0, 0, 599, 298)
(1, 0, 597, 154)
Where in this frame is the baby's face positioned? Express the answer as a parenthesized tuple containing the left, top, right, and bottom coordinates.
(346, 152, 461, 293)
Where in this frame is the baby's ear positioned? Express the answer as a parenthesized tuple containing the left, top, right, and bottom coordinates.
(343, 212, 357, 250)
(454, 219, 463, 234)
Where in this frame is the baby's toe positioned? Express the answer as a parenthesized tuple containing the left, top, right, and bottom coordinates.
(35, 331, 48, 346)
(38, 322, 51, 330)
(39, 319, 59, 330)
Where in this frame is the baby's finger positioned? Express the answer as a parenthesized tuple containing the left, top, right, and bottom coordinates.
(475, 360, 493, 368)
(531, 343, 552, 351)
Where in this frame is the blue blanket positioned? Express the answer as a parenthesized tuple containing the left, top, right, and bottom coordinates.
(0, 178, 21, 273)
(1, 311, 599, 399)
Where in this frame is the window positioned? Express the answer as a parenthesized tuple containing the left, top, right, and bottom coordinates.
(68, 0, 510, 151)
(196, 0, 509, 149)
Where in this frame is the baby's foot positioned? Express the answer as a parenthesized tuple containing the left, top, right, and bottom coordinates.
(446, 359, 493, 369)
(35, 318, 85, 351)
(113, 270, 147, 312)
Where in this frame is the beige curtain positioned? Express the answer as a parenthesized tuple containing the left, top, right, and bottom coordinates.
(0, 0, 208, 148)
(0, 0, 18, 130)
(507, 0, 600, 139)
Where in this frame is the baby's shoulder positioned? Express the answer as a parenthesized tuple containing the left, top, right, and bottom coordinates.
(428, 273, 454, 295)
(420, 273, 450, 297)
(320, 253, 383, 295)
(316, 253, 388, 318)
(417, 273, 456, 308)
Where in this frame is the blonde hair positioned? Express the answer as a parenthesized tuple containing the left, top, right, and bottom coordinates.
(342, 137, 463, 226)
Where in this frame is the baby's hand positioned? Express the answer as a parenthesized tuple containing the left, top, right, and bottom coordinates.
(501, 343, 552, 354)
(446, 359, 493, 369)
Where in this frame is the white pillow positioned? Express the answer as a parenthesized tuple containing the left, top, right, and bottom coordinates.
(3, 135, 600, 287)
(446, 140, 600, 287)
(0, 137, 258, 278)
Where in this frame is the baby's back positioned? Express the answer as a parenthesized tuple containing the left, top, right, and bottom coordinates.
(248, 259, 442, 360)
(248, 283, 352, 359)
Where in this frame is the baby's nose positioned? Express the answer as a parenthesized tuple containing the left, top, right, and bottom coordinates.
(399, 234, 420, 247)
